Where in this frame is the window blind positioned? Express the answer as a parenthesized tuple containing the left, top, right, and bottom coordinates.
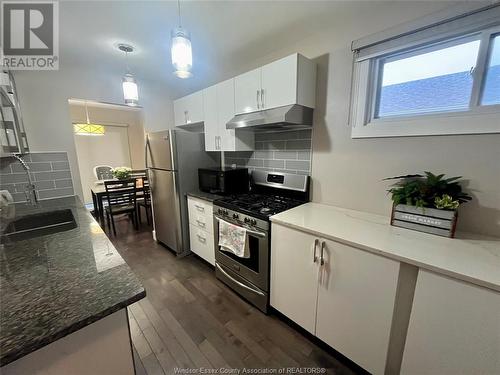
(352, 3, 500, 62)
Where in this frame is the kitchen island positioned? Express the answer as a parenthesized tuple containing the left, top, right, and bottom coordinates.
(0, 196, 145, 374)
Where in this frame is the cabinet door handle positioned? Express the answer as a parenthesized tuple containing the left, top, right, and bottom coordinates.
(218, 136, 221, 150)
(196, 220, 206, 228)
(320, 241, 326, 265)
(256, 90, 260, 109)
(184, 110, 188, 124)
(260, 89, 265, 109)
(197, 234, 206, 243)
(313, 238, 319, 263)
(194, 204, 205, 212)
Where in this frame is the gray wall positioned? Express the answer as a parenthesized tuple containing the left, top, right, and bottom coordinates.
(220, 4, 500, 237)
(225, 130, 312, 175)
(0, 152, 74, 202)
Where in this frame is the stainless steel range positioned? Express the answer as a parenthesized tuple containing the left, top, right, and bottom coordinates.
(213, 170, 309, 313)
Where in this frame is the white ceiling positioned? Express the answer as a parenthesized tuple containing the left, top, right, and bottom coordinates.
(58, 1, 450, 99)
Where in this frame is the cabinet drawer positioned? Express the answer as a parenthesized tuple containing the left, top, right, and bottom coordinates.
(189, 224, 215, 265)
(189, 210, 214, 234)
(187, 197, 213, 232)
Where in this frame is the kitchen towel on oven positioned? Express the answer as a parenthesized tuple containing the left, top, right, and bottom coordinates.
(218, 219, 250, 258)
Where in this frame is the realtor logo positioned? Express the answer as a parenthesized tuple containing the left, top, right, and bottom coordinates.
(1, 0, 59, 69)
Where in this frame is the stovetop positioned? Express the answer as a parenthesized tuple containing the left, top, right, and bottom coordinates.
(214, 193, 306, 220)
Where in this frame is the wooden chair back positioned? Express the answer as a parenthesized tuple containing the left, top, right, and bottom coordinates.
(104, 179, 137, 212)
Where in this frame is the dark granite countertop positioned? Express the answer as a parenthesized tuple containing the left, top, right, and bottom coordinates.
(186, 191, 223, 202)
(0, 196, 145, 366)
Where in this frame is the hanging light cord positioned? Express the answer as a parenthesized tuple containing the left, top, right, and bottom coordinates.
(85, 101, 90, 124)
(177, 0, 182, 27)
(124, 50, 130, 74)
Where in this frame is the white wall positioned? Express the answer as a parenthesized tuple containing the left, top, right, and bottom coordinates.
(220, 2, 500, 237)
(14, 66, 174, 200)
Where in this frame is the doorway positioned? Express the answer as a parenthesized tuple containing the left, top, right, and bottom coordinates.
(69, 99, 145, 205)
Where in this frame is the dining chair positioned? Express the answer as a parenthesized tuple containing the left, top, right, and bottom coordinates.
(129, 169, 147, 179)
(104, 179, 138, 236)
(94, 165, 114, 180)
(136, 176, 152, 225)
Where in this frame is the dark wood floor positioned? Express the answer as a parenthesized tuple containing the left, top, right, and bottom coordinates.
(107, 217, 357, 375)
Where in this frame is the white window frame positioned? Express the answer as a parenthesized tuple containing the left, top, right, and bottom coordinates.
(351, 25, 500, 138)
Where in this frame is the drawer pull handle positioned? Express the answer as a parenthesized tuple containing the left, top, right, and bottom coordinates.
(194, 205, 205, 212)
(313, 238, 319, 263)
(196, 220, 206, 228)
(197, 234, 206, 243)
(320, 241, 326, 266)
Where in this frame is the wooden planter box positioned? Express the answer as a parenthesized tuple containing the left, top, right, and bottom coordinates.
(391, 204, 458, 238)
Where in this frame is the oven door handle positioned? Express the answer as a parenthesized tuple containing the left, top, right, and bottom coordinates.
(214, 216, 267, 238)
(216, 263, 266, 296)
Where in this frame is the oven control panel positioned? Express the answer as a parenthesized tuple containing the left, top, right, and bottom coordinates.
(214, 205, 269, 232)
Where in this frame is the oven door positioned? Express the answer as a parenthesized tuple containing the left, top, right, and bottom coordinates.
(214, 215, 269, 292)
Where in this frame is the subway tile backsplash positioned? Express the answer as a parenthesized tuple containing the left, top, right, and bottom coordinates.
(225, 129, 312, 175)
(0, 152, 75, 203)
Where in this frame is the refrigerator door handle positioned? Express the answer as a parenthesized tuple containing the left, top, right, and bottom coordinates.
(145, 134, 151, 169)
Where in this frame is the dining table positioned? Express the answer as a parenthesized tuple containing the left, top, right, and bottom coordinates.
(90, 181, 147, 227)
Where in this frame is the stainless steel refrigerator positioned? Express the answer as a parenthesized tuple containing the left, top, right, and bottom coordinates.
(145, 129, 219, 256)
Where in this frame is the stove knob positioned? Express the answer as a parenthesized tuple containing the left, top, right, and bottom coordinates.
(251, 219, 257, 225)
(244, 218, 250, 223)
(224, 209, 228, 215)
(233, 213, 239, 219)
(218, 209, 222, 214)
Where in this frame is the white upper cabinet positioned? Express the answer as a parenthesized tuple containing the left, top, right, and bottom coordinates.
(218, 79, 254, 151)
(234, 53, 316, 115)
(174, 90, 204, 127)
(261, 54, 297, 109)
(202, 85, 218, 151)
(203, 79, 254, 152)
(234, 68, 262, 115)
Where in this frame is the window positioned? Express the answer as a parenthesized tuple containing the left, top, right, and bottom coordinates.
(350, 5, 500, 138)
(482, 34, 500, 106)
(376, 38, 480, 118)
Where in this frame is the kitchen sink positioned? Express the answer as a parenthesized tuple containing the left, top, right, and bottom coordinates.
(1, 209, 77, 242)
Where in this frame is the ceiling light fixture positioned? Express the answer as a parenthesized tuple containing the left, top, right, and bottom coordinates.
(73, 101, 105, 136)
(171, 0, 193, 79)
(118, 44, 139, 106)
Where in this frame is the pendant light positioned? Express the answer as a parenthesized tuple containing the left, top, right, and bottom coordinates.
(73, 101, 105, 136)
(119, 44, 139, 106)
(171, 0, 193, 78)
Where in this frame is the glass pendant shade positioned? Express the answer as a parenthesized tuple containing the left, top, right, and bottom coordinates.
(171, 27, 193, 78)
(122, 73, 139, 106)
(73, 123, 105, 136)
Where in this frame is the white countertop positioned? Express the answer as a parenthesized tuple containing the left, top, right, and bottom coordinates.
(270, 203, 500, 292)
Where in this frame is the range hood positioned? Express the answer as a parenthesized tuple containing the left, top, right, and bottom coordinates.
(226, 104, 313, 131)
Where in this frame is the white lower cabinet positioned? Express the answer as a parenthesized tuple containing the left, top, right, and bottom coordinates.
(270, 223, 400, 374)
(316, 239, 400, 375)
(187, 196, 215, 265)
(189, 224, 215, 266)
(270, 224, 320, 334)
(400, 270, 500, 375)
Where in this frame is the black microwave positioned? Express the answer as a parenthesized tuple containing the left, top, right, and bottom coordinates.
(198, 167, 249, 195)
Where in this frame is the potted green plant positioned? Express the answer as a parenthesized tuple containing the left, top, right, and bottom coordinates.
(111, 167, 132, 180)
(384, 172, 472, 237)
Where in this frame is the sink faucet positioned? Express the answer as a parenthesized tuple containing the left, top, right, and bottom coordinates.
(11, 154, 38, 206)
